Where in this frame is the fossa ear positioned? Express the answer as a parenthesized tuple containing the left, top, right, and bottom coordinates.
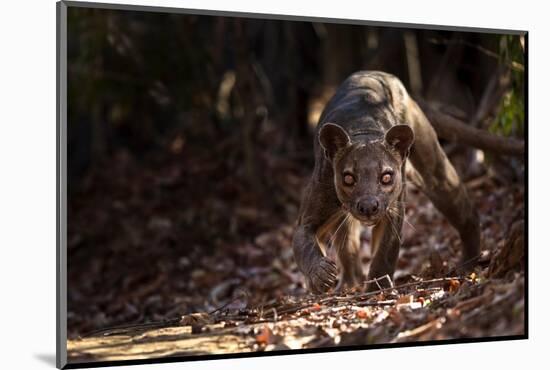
(319, 123, 351, 160)
(384, 124, 415, 161)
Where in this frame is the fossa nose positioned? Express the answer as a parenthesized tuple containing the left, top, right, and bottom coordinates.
(356, 196, 380, 217)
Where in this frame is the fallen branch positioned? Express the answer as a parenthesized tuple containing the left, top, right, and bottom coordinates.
(250, 276, 459, 321)
(80, 317, 182, 338)
(315, 276, 464, 307)
(417, 100, 524, 157)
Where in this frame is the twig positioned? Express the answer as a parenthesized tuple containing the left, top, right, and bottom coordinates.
(394, 318, 445, 342)
(255, 276, 462, 322)
(349, 277, 464, 301)
(271, 308, 278, 322)
(356, 300, 397, 307)
(445, 253, 482, 277)
(315, 276, 464, 308)
(208, 290, 249, 315)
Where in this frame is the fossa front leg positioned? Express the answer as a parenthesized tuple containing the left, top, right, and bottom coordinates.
(334, 218, 364, 292)
(293, 224, 338, 294)
(366, 197, 404, 292)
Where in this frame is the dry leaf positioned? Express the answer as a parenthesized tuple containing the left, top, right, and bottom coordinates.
(311, 303, 322, 311)
(448, 279, 461, 294)
(396, 295, 414, 305)
(356, 309, 370, 320)
(256, 326, 273, 345)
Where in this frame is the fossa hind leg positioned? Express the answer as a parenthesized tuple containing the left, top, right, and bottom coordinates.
(407, 99, 480, 268)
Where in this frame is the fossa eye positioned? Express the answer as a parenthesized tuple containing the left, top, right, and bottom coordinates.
(343, 173, 356, 186)
(381, 172, 393, 185)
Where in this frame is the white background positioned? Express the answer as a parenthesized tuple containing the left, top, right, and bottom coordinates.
(0, 0, 545, 368)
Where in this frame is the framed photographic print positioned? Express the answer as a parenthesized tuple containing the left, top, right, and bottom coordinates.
(57, 1, 527, 368)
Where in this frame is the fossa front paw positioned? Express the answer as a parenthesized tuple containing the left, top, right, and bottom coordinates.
(305, 257, 337, 294)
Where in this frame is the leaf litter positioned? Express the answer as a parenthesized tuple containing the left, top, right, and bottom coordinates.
(66, 145, 524, 362)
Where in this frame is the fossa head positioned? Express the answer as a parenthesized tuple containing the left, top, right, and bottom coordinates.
(319, 123, 414, 226)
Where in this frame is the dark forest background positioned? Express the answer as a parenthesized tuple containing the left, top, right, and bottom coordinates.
(66, 7, 525, 339)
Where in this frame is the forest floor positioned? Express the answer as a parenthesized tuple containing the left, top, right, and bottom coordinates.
(66, 144, 525, 364)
